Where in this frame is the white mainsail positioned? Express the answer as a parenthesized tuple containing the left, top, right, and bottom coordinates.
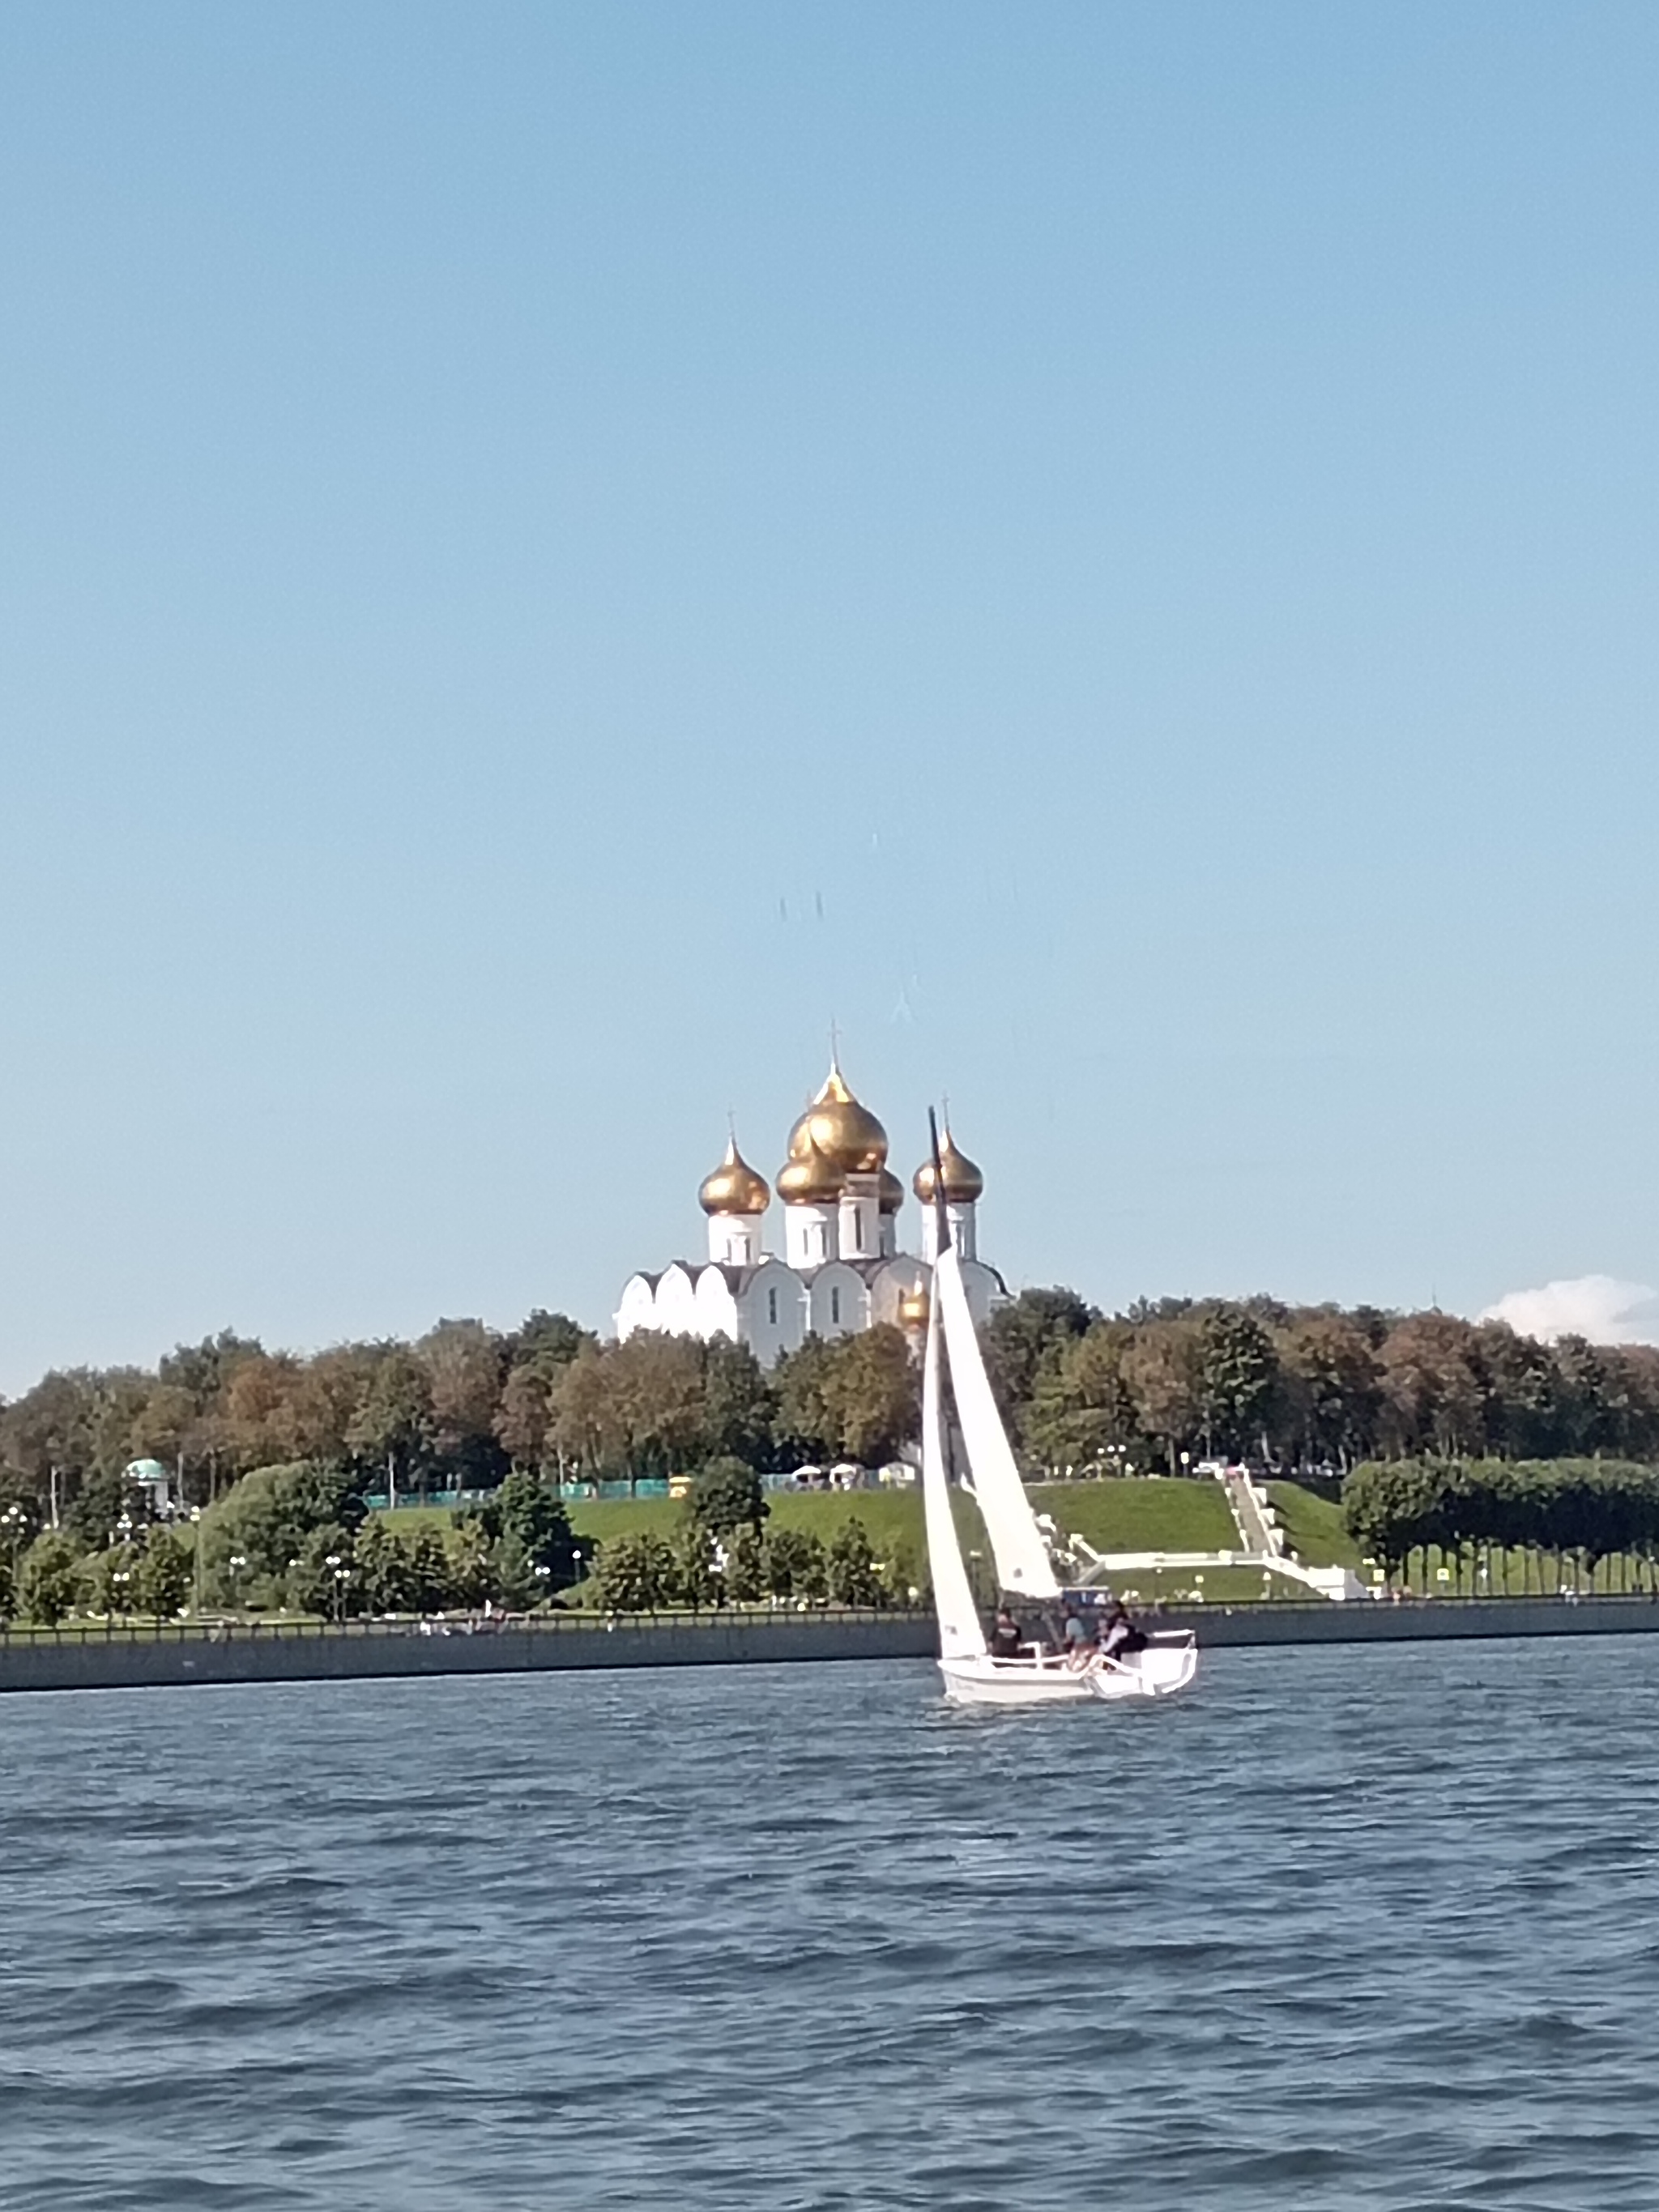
(934, 1244, 1060, 1601)
(921, 1277, 986, 1662)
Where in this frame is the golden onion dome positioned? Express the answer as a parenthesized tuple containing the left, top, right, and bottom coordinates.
(898, 1282, 931, 1330)
(787, 1060, 889, 1174)
(697, 1136, 771, 1218)
(776, 1134, 845, 1206)
(877, 1166, 905, 1216)
(912, 1125, 985, 1205)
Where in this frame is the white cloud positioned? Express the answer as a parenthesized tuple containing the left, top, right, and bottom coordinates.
(1480, 1274, 1659, 1347)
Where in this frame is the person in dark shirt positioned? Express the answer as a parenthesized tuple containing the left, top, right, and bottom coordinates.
(1099, 1603, 1149, 1664)
(990, 1606, 1024, 1659)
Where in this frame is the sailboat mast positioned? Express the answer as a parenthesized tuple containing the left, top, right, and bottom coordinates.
(927, 1106, 951, 1255)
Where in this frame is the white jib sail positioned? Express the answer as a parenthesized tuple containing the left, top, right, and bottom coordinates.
(922, 1280, 986, 1662)
(934, 1245, 1061, 1601)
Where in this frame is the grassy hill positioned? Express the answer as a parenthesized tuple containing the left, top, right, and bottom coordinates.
(1265, 1482, 1361, 1568)
(382, 1475, 1277, 1602)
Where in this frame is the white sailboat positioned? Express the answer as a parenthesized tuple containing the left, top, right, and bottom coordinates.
(920, 1121, 1196, 1707)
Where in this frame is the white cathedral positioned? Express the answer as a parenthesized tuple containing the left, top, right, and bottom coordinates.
(615, 1059, 1005, 1365)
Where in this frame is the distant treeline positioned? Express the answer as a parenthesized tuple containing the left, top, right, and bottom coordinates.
(990, 1294, 1659, 1478)
(1343, 1456, 1659, 1586)
(2, 1292, 1656, 1544)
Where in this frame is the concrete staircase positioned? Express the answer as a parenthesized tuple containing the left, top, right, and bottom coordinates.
(1213, 1464, 1364, 1600)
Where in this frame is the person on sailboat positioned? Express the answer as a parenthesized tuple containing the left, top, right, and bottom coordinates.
(990, 1606, 1024, 1660)
(1098, 1603, 1149, 1666)
(1060, 1605, 1094, 1668)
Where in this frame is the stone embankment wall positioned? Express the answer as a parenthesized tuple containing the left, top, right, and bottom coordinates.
(0, 1611, 936, 1694)
(1162, 1594, 1659, 1648)
(2, 1596, 1657, 1695)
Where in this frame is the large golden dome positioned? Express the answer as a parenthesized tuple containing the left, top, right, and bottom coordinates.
(787, 1060, 889, 1174)
(698, 1136, 770, 1217)
(912, 1125, 984, 1205)
(776, 1133, 845, 1206)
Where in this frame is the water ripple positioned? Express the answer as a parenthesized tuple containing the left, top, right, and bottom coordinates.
(4, 1641, 1659, 2206)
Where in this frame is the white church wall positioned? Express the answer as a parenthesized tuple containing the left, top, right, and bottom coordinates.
(837, 1174, 881, 1262)
(615, 1274, 659, 1341)
(693, 1267, 740, 1343)
(809, 1262, 868, 1340)
(707, 1215, 763, 1268)
(960, 1259, 999, 1327)
(784, 1202, 838, 1270)
(738, 1259, 808, 1364)
(655, 1264, 699, 1337)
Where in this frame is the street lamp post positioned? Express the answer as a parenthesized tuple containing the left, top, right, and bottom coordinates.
(1, 1502, 27, 1590)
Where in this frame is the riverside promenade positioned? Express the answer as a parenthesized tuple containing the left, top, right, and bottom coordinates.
(3, 1593, 1659, 1693)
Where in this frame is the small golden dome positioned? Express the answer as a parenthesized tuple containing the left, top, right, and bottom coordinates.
(787, 1059, 889, 1174)
(912, 1125, 984, 1205)
(776, 1134, 845, 1206)
(698, 1136, 770, 1217)
(898, 1282, 931, 1330)
(877, 1166, 904, 1216)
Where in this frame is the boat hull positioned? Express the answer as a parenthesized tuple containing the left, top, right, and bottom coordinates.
(939, 1655, 1094, 1706)
(939, 1632, 1199, 1708)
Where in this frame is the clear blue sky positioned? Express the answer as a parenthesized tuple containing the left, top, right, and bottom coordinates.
(2, 1, 1656, 1392)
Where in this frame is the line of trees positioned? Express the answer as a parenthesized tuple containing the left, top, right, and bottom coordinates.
(0, 1461, 591, 1627)
(0, 1444, 915, 1626)
(4, 1292, 1657, 1558)
(0, 1315, 921, 1534)
(1341, 1457, 1659, 1591)
(592, 1464, 902, 1613)
(988, 1294, 1659, 1476)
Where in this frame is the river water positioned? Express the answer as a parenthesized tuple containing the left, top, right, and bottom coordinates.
(2, 1639, 1657, 2210)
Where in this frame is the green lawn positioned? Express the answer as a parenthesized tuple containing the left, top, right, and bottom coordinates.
(376, 1479, 1346, 1605)
(1265, 1483, 1361, 1569)
(382, 1478, 1237, 1562)
(1029, 1479, 1238, 1554)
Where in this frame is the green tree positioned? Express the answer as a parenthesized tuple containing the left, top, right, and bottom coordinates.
(672, 1524, 721, 1610)
(406, 1527, 454, 1613)
(66, 1464, 143, 1553)
(417, 1319, 509, 1493)
(1023, 1323, 1143, 1473)
(92, 1545, 138, 1616)
(1274, 1312, 1383, 1469)
(284, 1525, 360, 1617)
(19, 1532, 83, 1625)
(592, 1531, 676, 1610)
(980, 1289, 1097, 1420)
(1196, 1306, 1280, 1459)
(494, 1364, 554, 1472)
(1377, 1316, 1487, 1457)
(347, 1345, 435, 1502)
(488, 1469, 578, 1583)
(447, 1519, 497, 1609)
(697, 1337, 778, 1468)
(765, 1527, 829, 1604)
(132, 1528, 191, 1619)
(688, 1455, 767, 1537)
(354, 1519, 420, 1613)
(827, 1517, 884, 1607)
(775, 1328, 919, 1466)
(1123, 1322, 1203, 1474)
(722, 1524, 769, 1604)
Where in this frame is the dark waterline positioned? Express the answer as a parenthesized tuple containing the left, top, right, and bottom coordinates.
(2, 1641, 1656, 2210)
